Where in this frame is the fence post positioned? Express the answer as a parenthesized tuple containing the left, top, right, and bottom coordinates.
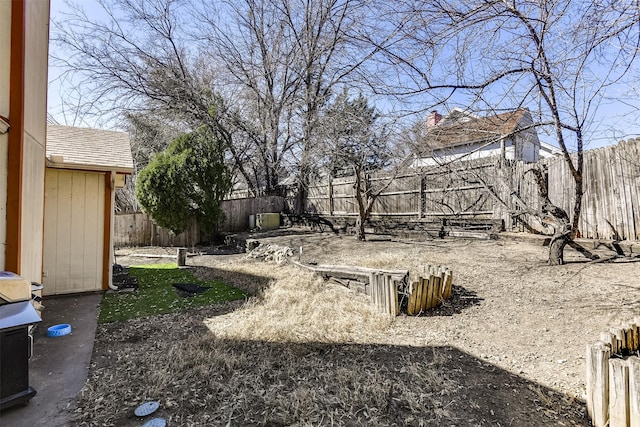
(609, 358, 630, 427)
(328, 178, 334, 216)
(418, 175, 425, 219)
(586, 342, 610, 427)
(177, 248, 187, 267)
(629, 356, 640, 427)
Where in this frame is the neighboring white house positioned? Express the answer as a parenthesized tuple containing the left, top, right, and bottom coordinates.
(43, 125, 134, 295)
(539, 140, 563, 158)
(412, 108, 542, 168)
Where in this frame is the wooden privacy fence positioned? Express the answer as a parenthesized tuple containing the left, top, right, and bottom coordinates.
(287, 138, 640, 241)
(114, 196, 284, 247)
(586, 318, 640, 427)
(114, 212, 201, 247)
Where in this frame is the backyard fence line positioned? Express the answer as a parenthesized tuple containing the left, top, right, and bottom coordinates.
(115, 139, 640, 247)
(114, 196, 284, 247)
(287, 138, 640, 241)
(586, 318, 640, 427)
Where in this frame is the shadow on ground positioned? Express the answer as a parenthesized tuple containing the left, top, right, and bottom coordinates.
(73, 305, 589, 427)
(190, 265, 274, 296)
(418, 284, 483, 317)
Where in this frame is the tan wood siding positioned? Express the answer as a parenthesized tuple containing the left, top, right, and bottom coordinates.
(43, 169, 105, 295)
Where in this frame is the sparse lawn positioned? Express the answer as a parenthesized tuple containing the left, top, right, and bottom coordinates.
(98, 263, 246, 323)
(76, 232, 640, 426)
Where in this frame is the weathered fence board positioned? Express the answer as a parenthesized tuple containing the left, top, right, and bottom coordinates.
(406, 266, 453, 315)
(586, 319, 640, 427)
(114, 196, 284, 247)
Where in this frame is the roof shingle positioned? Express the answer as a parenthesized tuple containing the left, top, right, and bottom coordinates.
(46, 125, 134, 173)
(425, 109, 529, 150)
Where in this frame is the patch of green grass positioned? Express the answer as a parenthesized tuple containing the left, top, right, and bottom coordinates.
(98, 263, 246, 323)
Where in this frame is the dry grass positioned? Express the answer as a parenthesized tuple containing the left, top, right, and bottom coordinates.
(74, 261, 454, 426)
(77, 237, 595, 426)
(204, 267, 392, 343)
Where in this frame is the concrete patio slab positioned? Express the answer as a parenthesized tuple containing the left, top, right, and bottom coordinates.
(0, 293, 102, 427)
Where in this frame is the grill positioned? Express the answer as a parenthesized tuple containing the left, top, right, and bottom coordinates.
(0, 272, 42, 411)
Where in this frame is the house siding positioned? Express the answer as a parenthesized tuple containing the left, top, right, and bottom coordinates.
(0, 0, 11, 270)
(2, 0, 49, 284)
(43, 169, 106, 295)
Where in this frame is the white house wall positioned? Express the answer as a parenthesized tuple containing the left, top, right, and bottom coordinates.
(413, 140, 516, 168)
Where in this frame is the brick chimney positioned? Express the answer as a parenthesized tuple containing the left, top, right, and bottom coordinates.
(426, 110, 442, 128)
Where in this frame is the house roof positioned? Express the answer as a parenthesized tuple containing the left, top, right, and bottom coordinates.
(46, 125, 134, 174)
(425, 108, 530, 150)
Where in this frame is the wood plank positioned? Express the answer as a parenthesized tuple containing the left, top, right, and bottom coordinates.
(419, 276, 428, 312)
(292, 261, 408, 283)
(370, 273, 378, 311)
(423, 275, 431, 310)
(628, 141, 640, 239)
(609, 358, 630, 427)
(432, 276, 442, 308)
(600, 331, 617, 352)
(624, 323, 635, 352)
(443, 270, 453, 300)
(620, 142, 636, 239)
(407, 281, 418, 315)
(586, 342, 610, 427)
(614, 327, 628, 352)
(429, 274, 438, 309)
(385, 275, 394, 315)
(439, 268, 447, 298)
(381, 274, 389, 314)
(629, 356, 640, 427)
(391, 278, 399, 316)
(632, 322, 640, 352)
(414, 278, 424, 314)
(423, 276, 433, 310)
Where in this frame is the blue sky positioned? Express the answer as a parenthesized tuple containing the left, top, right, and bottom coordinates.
(47, 0, 640, 149)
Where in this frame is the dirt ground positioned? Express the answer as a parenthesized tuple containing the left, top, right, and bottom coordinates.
(81, 230, 640, 426)
(240, 231, 639, 395)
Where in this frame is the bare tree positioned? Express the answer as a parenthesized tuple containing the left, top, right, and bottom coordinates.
(52, 0, 372, 200)
(364, 0, 640, 264)
(317, 91, 400, 240)
(196, 0, 373, 198)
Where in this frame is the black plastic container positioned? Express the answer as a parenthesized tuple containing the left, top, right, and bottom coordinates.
(0, 301, 41, 410)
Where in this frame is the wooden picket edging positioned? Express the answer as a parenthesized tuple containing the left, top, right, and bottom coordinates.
(369, 271, 401, 316)
(292, 261, 453, 316)
(586, 318, 640, 427)
(292, 261, 409, 316)
(407, 266, 453, 315)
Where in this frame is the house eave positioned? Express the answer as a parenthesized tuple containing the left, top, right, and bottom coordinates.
(45, 161, 134, 175)
(420, 134, 512, 156)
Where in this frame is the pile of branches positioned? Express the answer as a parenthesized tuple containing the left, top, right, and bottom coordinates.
(246, 243, 294, 264)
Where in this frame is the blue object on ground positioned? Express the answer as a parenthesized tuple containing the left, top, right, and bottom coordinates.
(47, 324, 72, 337)
(142, 418, 166, 427)
(134, 401, 160, 417)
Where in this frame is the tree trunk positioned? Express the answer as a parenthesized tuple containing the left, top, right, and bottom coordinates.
(355, 217, 366, 241)
(295, 183, 307, 215)
(548, 233, 569, 265)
